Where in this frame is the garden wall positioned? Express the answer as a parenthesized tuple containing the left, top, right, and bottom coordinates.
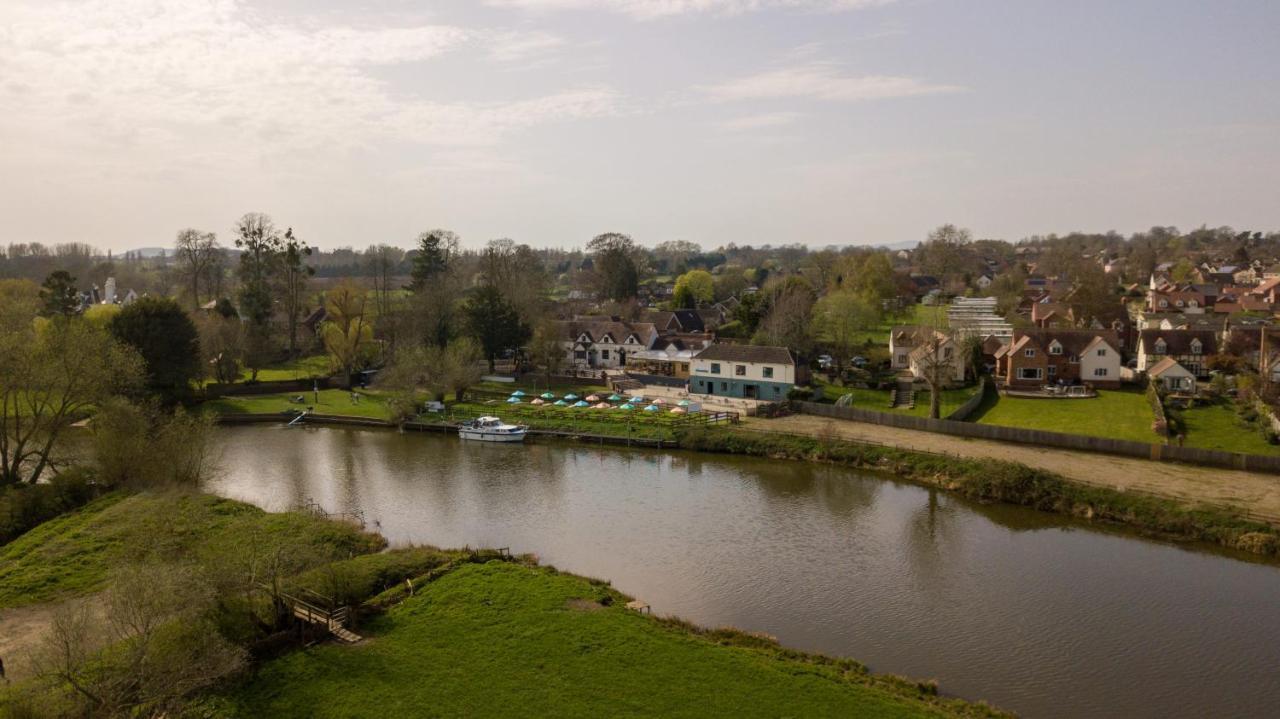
(796, 401, 1280, 474)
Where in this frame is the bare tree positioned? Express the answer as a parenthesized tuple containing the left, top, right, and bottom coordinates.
(910, 308, 955, 419)
(173, 229, 219, 310)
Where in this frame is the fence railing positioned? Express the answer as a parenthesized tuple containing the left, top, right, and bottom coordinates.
(795, 401, 1280, 474)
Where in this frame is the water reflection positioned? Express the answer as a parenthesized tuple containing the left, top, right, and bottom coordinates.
(208, 426, 1280, 719)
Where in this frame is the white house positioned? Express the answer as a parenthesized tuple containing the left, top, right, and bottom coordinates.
(560, 319, 657, 369)
(1147, 357, 1197, 394)
(906, 330, 966, 386)
(689, 344, 799, 400)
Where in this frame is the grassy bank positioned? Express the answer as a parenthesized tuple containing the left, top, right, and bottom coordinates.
(222, 561, 1003, 718)
(681, 427, 1280, 557)
(0, 491, 384, 609)
(203, 388, 397, 421)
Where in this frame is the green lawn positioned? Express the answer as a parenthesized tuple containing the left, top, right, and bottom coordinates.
(224, 562, 997, 719)
(972, 387, 1157, 443)
(1179, 402, 1280, 456)
(0, 492, 383, 609)
(241, 354, 333, 382)
(814, 378, 977, 418)
(204, 388, 397, 421)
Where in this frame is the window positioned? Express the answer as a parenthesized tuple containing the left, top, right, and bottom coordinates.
(1024, 349, 1035, 358)
(1069, 354, 1079, 364)
(1096, 349, 1107, 357)
(1159, 299, 1168, 308)
(735, 365, 746, 376)
(710, 363, 721, 374)
(763, 367, 774, 379)
(574, 351, 586, 360)
(1017, 368, 1043, 380)
(1190, 339, 1203, 353)
(720, 382, 728, 391)
(943, 347, 953, 359)
(896, 353, 908, 365)
(1094, 368, 1108, 377)
(601, 350, 610, 360)
(1154, 340, 1167, 354)
(1049, 342, 1063, 355)
(1048, 365, 1057, 377)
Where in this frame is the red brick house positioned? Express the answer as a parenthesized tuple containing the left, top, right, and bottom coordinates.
(994, 329, 1123, 389)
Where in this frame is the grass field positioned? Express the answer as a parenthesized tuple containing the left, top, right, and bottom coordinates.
(0, 492, 383, 609)
(971, 387, 1157, 443)
(203, 388, 397, 421)
(224, 561, 998, 719)
(1179, 401, 1280, 456)
(814, 379, 977, 418)
(240, 354, 333, 382)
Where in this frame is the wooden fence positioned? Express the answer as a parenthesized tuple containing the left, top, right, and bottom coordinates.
(796, 401, 1280, 474)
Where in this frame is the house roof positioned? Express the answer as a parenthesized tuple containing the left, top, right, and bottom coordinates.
(1139, 329, 1219, 355)
(1006, 329, 1121, 358)
(694, 343, 794, 365)
(562, 319, 656, 345)
(1147, 357, 1193, 377)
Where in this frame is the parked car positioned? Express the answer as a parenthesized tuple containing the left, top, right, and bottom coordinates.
(851, 356, 868, 368)
(817, 354, 835, 369)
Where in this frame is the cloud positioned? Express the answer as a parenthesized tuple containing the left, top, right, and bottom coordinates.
(705, 62, 965, 102)
(0, 0, 621, 169)
(485, 29, 566, 62)
(718, 111, 803, 130)
(487, 0, 897, 20)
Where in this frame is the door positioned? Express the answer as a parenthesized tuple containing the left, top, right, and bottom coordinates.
(744, 384, 757, 399)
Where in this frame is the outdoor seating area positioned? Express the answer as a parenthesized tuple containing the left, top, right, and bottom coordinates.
(502, 389, 702, 415)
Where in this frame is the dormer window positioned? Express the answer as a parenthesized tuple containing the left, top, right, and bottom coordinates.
(1024, 349, 1035, 358)
(1190, 339, 1203, 354)
(1048, 341, 1063, 355)
(1188, 300, 1198, 308)
(1159, 299, 1169, 308)
(1154, 339, 1167, 354)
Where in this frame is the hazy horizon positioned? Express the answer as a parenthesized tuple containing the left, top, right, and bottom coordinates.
(3, 0, 1278, 252)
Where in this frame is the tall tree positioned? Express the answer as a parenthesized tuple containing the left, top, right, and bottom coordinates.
(364, 244, 405, 321)
(528, 318, 566, 386)
(463, 285, 531, 372)
(320, 281, 376, 388)
(587, 232, 640, 302)
(39, 270, 79, 317)
(233, 213, 282, 326)
(108, 297, 201, 404)
(278, 227, 314, 356)
(408, 230, 459, 291)
(0, 316, 144, 485)
(917, 224, 974, 286)
(174, 228, 219, 310)
(810, 292, 880, 382)
(672, 269, 714, 308)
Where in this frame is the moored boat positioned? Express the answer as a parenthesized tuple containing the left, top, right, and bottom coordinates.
(458, 416, 528, 443)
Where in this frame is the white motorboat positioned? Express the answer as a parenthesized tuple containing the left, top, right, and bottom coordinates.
(458, 416, 528, 443)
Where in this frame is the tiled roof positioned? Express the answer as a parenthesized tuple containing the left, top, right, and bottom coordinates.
(694, 343, 794, 365)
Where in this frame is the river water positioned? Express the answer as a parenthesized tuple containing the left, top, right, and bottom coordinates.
(208, 425, 1280, 718)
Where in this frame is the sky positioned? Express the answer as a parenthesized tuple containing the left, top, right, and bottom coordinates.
(2, 0, 1279, 253)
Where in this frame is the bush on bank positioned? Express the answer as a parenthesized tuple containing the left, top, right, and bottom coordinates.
(677, 427, 1280, 557)
(0, 467, 102, 546)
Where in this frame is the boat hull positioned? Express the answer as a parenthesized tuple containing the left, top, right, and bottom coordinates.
(458, 428, 527, 443)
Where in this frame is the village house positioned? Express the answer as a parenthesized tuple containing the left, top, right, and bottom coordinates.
(993, 329, 1122, 389)
(1136, 329, 1219, 377)
(889, 326, 920, 370)
(559, 318, 658, 370)
(625, 333, 713, 379)
(906, 330, 967, 386)
(689, 344, 802, 400)
(1147, 357, 1198, 394)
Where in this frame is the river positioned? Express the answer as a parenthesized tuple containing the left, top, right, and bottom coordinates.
(207, 425, 1280, 718)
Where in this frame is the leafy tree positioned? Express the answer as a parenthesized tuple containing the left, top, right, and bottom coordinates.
(810, 292, 880, 382)
(39, 270, 79, 317)
(174, 228, 219, 310)
(916, 224, 974, 286)
(0, 316, 144, 485)
(278, 227, 314, 356)
(320, 281, 376, 388)
(673, 269, 714, 308)
(233, 213, 282, 326)
(528, 319, 566, 386)
(463, 285, 531, 372)
(752, 278, 817, 355)
(196, 311, 246, 384)
(409, 230, 459, 290)
(587, 232, 639, 302)
(1170, 257, 1195, 283)
(108, 296, 201, 404)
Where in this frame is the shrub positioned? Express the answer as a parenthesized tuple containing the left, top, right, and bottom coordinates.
(0, 468, 101, 545)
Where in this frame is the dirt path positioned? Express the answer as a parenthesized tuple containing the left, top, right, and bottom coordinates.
(0, 597, 103, 683)
(744, 415, 1280, 524)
